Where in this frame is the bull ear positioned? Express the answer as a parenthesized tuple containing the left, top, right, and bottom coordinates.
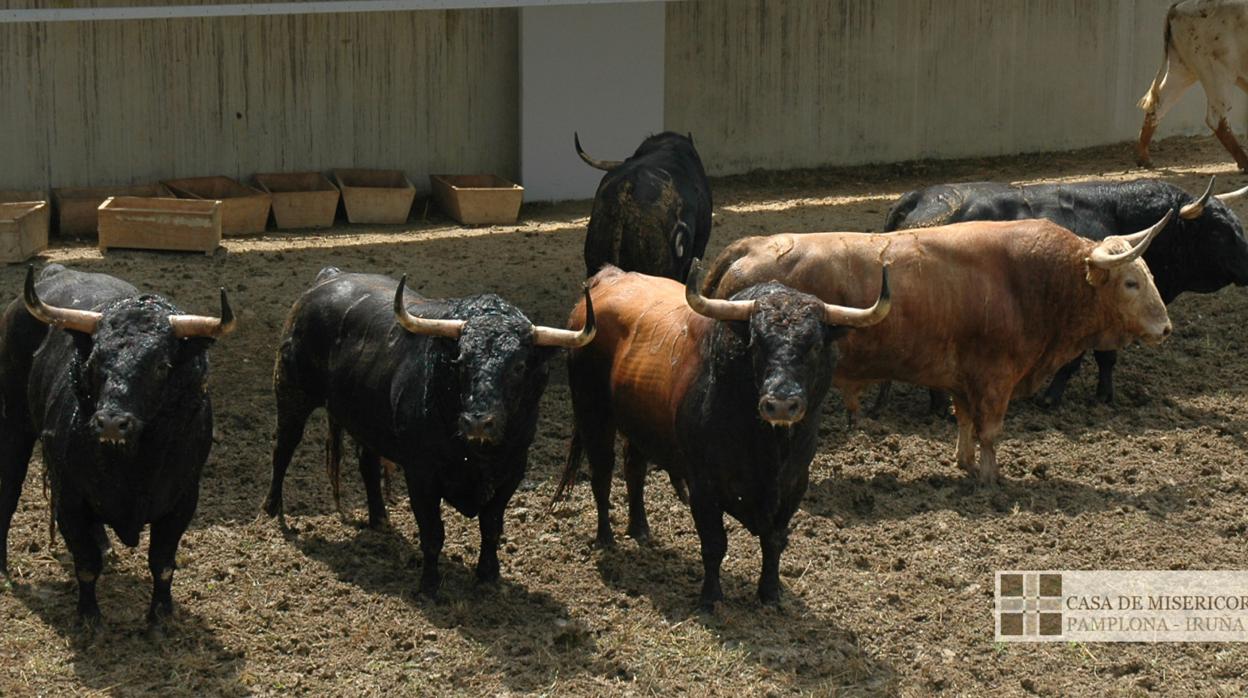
(68, 327, 94, 360)
(671, 220, 689, 262)
(175, 336, 215, 365)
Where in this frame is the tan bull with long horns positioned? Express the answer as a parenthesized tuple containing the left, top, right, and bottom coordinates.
(702, 213, 1175, 485)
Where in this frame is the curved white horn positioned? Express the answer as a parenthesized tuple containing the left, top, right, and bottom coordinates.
(393, 275, 465, 338)
(1089, 209, 1172, 269)
(23, 265, 101, 333)
(1215, 182, 1248, 205)
(685, 258, 753, 321)
(1179, 176, 1215, 219)
(168, 288, 237, 338)
(824, 265, 892, 328)
(533, 285, 597, 348)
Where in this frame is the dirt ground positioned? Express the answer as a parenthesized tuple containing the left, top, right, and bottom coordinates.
(2, 134, 1248, 696)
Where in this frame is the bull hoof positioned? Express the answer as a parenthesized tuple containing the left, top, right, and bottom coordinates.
(418, 574, 441, 600)
(1136, 155, 1154, 169)
(475, 562, 501, 585)
(977, 471, 1000, 487)
(1095, 389, 1114, 405)
(592, 534, 615, 550)
(759, 589, 782, 608)
(367, 516, 393, 533)
(626, 524, 651, 545)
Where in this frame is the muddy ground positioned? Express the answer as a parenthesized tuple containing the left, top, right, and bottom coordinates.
(2, 135, 1247, 696)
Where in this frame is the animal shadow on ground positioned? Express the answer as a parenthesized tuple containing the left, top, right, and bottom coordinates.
(593, 538, 897, 694)
(10, 568, 246, 696)
(294, 528, 595, 692)
(803, 470, 1192, 528)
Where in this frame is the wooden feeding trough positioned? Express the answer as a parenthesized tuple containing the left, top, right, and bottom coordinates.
(254, 172, 340, 229)
(52, 184, 169, 237)
(97, 196, 222, 255)
(332, 169, 415, 224)
(430, 175, 524, 225)
(162, 176, 271, 236)
(0, 201, 50, 263)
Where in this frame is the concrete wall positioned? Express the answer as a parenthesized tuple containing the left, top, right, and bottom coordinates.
(1, 0, 1241, 195)
(0, 8, 518, 191)
(519, 2, 664, 201)
(665, 0, 1242, 176)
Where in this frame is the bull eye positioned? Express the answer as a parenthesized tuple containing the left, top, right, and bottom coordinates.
(1125, 278, 1140, 290)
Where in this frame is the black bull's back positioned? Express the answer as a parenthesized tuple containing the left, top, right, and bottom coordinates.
(584, 132, 712, 282)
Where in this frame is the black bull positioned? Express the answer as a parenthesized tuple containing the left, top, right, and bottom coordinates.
(576, 131, 712, 282)
(880, 177, 1248, 411)
(262, 268, 593, 596)
(0, 265, 234, 624)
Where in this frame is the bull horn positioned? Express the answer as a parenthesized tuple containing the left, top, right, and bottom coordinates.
(1179, 176, 1215, 219)
(533, 285, 597, 348)
(23, 265, 101, 334)
(1089, 209, 1172, 269)
(1215, 182, 1248, 205)
(168, 288, 237, 338)
(824, 265, 892, 328)
(574, 132, 623, 172)
(685, 258, 753, 321)
(394, 275, 465, 339)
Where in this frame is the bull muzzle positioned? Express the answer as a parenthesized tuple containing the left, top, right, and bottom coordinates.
(460, 411, 504, 445)
(758, 393, 807, 427)
(91, 409, 139, 446)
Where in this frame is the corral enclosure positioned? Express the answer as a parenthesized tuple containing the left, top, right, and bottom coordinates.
(0, 0, 1243, 194)
(0, 136, 1247, 695)
(4, 0, 1248, 695)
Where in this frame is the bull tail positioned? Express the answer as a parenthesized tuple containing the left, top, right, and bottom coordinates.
(551, 430, 584, 508)
(1139, 4, 1178, 112)
(326, 417, 347, 523)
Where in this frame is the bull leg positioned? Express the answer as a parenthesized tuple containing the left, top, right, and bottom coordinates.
(928, 390, 952, 419)
(1137, 59, 1196, 167)
(146, 488, 198, 625)
(758, 527, 789, 607)
(0, 431, 36, 578)
(1041, 353, 1083, 408)
(475, 478, 516, 585)
(623, 441, 651, 543)
(56, 501, 103, 625)
(581, 425, 617, 548)
(1093, 350, 1117, 404)
(866, 382, 892, 418)
(358, 449, 390, 531)
(972, 390, 1011, 486)
(405, 474, 444, 597)
(262, 395, 317, 525)
(1213, 117, 1248, 172)
(951, 396, 976, 478)
(836, 379, 867, 428)
(689, 482, 726, 611)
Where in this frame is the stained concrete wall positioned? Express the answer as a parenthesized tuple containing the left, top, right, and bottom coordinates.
(665, 0, 1242, 176)
(1, 0, 1240, 194)
(0, 8, 518, 191)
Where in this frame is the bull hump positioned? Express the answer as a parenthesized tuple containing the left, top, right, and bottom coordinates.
(765, 235, 796, 258)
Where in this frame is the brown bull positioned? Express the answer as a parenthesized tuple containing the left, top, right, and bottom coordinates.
(702, 214, 1174, 485)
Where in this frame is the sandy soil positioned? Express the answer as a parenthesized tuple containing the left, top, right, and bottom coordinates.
(2, 134, 1247, 696)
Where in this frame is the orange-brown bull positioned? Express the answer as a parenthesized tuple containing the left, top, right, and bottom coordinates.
(701, 214, 1174, 486)
(555, 263, 889, 609)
